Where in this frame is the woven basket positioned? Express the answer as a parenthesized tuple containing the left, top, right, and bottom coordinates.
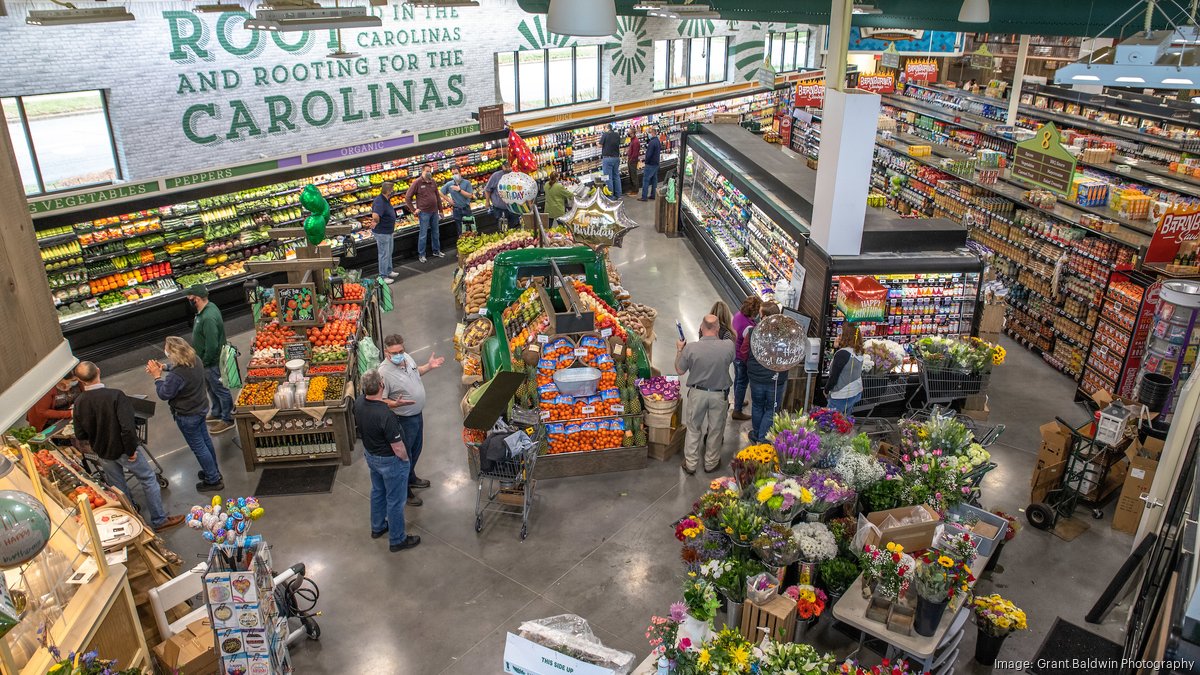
(643, 397, 679, 415)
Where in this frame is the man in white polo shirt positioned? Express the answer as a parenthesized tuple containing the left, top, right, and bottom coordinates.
(378, 333, 443, 506)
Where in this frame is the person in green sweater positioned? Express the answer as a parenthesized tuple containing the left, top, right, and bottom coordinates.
(184, 285, 234, 433)
(542, 172, 574, 224)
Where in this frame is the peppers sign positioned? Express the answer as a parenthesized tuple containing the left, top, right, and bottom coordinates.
(857, 72, 895, 94)
(1147, 203, 1200, 265)
(794, 79, 825, 108)
(904, 58, 938, 83)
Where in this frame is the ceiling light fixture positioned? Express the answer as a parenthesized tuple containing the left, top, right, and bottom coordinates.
(26, 3, 134, 25)
(1056, 1, 1200, 89)
(245, 5, 381, 31)
(547, 0, 616, 36)
(957, 0, 989, 23)
(852, 3, 883, 15)
(195, 3, 245, 12)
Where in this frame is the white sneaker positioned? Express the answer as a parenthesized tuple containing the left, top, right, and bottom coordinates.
(383, 277, 395, 284)
(419, 256, 427, 263)
(388, 272, 399, 278)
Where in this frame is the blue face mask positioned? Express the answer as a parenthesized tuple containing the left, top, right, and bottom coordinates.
(390, 354, 404, 365)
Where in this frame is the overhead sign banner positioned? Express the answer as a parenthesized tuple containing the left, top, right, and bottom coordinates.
(880, 43, 901, 69)
(904, 59, 939, 83)
(794, 79, 825, 108)
(857, 72, 895, 94)
(757, 59, 778, 89)
(1146, 203, 1200, 265)
(848, 27, 963, 54)
(1012, 123, 1077, 195)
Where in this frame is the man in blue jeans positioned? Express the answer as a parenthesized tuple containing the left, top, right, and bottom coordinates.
(440, 168, 475, 237)
(72, 362, 185, 532)
(370, 181, 398, 284)
(639, 133, 662, 201)
(354, 370, 420, 552)
(599, 123, 622, 197)
(406, 165, 444, 263)
(185, 285, 234, 433)
(378, 333, 443, 507)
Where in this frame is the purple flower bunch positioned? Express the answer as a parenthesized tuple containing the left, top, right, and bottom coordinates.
(775, 428, 822, 474)
(809, 407, 855, 434)
(680, 528, 730, 573)
(802, 469, 856, 512)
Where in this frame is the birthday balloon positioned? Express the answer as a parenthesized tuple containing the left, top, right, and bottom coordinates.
(750, 314, 807, 372)
(299, 184, 330, 246)
(0, 492, 51, 569)
(497, 172, 538, 206)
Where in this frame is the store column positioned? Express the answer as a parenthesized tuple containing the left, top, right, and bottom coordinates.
(1006, 34, 1031, 125)
(0, 116, 75, 425)
(810, 0, 880, 256)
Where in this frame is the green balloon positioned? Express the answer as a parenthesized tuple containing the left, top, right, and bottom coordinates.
(299, 184, 330, 246)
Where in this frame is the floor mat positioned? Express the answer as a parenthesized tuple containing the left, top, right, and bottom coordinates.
(1052, 516, 1090, 542)
(1028, 618, 1123, 674)
(254, 464, 339, 496)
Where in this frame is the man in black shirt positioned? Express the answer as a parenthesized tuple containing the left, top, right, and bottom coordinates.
(354, 369, 420, 552)
(599, 123, 622, 198)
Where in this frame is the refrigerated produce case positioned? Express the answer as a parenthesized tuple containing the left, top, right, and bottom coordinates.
(677, 124, 983, 377)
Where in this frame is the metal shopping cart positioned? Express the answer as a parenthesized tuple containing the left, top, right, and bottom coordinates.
(900, 407, 1004, 505)
(471, 423, 538, 540)
(852, 373, 912, 416)
(911, 357, 991, 409)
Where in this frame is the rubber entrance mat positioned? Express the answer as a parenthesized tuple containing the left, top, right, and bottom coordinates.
(254, 464, 339, 496)
(1028, 618, 1123, 674)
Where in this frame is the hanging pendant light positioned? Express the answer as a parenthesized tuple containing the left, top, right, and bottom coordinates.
(547, 0, 617, 37)
(957, 0, 989, 23)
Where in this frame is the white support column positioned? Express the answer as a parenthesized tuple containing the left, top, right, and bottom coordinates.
(1006, 34, 1031, 125)
(827, 0, 853, 91)
(811, 88, 881, 256)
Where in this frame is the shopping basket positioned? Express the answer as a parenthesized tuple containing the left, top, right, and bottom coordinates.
(914, 357, 991, 407)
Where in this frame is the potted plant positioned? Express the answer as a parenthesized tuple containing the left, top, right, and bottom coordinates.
(861, 475, 906, 513)
(720, 500, 766, 547)
(774, 427, 823, 476)
(817, 556, 860, 603)
(972, 593, 1028, 665)
(677, 577, 720, 648)
(913, 552, 974, 636)
(792, 522, 838, 586)
(985, 510, 1020, 573)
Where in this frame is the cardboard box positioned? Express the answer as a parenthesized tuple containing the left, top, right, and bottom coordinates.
(153, 618, 218, 675)
(960, 402, 990, 422)
(1040, 420, 1073, 461)
(977, 303, 1005, 335)
(1030, 460, 1066, 503)
(644, 410, 677, 430)
(962, 394, 988, 411)
(739, 594, 797, 643)
(1112, 435, 1164, 534)
(648, 426, 686, 461)
(862, 505, 941, 552)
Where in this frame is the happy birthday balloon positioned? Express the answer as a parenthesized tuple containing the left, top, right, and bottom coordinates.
(299, 184, 330, 246)
(0, 492, 51, 569)
(751, 314, 807, 372)
(497, 171, 538, 208)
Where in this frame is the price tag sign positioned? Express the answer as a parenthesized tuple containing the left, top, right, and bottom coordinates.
(127, 278, 138, 287)
(581, 406, 595, 415)
(536, 334, 549, 344)
(574, 347, 588, 357)
(612, 404, 625, 413)
(85, 298, 99, 309)
(539, 410, 551, 421)
(285, 342, 308, 361)
(600, 328, 613, 337)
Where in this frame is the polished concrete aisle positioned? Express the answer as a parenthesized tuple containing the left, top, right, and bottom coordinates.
(91, 197, 1136, 673)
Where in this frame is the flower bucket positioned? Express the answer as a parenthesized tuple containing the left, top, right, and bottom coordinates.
(974, 628, 1009, 666)
(915, 595, 948, 637)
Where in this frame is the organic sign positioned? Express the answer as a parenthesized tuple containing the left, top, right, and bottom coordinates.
(1146, 203, 1200, 265)
(1012, 123, 1077, 195)
(836, 275, 888, 323)
(857, 72, 895, 94)
(879, 43, 901, 69)
(794, 79, 825, 108)
(904, 59, 938, 83)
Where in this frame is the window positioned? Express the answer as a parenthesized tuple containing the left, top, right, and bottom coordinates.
(496, 45, 602, 114)
(2, 90, 120, 196)
(767, 30, 811, 73)
(653, 36, 728, 91)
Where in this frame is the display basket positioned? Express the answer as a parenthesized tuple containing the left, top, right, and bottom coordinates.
(643, 397, 679, 415)
(915, 358, 990, 405)
(553, 367, 602, 397)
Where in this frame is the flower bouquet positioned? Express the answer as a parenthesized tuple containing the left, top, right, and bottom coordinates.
(860, 542, 915, 601)
(755, 476, 812, 522)
(809, 408, 857, 457)
(839, 657, 927, 675)
(774, 427, 823, 475)
(973, 593, 1028, 636)
(691, 489, 738, 530)
(752, 522, 803, 567)
(674, 515, 705, 542)
(937, 527, 981, 566)
(681, 529, 731, 573)
(682, 577, 721, 623)
(993, 510, 1020, 543)
(863, 338, 907, 374)
(792, 522, 838, 563)
(46, 651, 140, 675)
(899, 448, 973, 512)
(767, 409, 815, 442)
(746, 571, 780, 605)
(915, 552, 974, 603)
(801, 469, 856, 515)
(719, 500, 766, 547)
(755, 640, 836, 675)
(917, 408, 974, 456)
(697, 628, 755, 673)
(833, 449, 886, 492)
(699, 557, 766, 604)
(785, 584, 828, 621)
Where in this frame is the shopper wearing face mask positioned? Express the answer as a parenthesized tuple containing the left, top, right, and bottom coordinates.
(377, 334, 444, 506)
(406, 164, 444, 263)
(184, 284, 234, 433)
(440, 168, 475, 237)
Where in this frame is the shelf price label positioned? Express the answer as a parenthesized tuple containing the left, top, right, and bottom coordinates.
(536, 334, 549, 344)
(539, 410, 551, 421)
(612, 404, 624, 413)
(581, 406, 595, 415)
(600, 328, 612, 337)
(574, 347, 588, 357)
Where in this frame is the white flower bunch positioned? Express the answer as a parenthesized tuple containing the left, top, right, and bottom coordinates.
(792, 522, 838, 562)
(833, 449, 886, 491)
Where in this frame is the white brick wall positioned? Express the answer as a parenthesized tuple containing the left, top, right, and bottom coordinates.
(0, 1, 779, 180)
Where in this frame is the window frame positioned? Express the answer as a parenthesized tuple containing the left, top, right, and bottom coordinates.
(5, 89, 122, 198)
(767, 30, 812, 74)
(497, 45, 603, 114)
(653, 36, 730, 92)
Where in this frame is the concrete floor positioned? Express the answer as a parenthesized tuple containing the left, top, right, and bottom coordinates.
(88, 197, 1137, 674)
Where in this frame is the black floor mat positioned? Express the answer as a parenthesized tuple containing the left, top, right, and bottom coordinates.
(1028, 618, 1124, 674)
(254, 464, 339, 496)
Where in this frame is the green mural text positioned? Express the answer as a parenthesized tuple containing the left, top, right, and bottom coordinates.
(165, 6, 470, 146)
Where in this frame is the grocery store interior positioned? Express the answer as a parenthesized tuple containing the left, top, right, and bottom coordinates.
(1, 0, 1199, 674)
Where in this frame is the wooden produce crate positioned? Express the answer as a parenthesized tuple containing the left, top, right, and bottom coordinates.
(739, 595, 797, 643)
(533, 445, 648, 479)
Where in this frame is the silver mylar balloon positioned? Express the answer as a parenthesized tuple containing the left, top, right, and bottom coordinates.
(751, 314, 806, 371)
(0, 491, 51, 569)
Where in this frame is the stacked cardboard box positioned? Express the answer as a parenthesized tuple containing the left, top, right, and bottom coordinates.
(1112, 434, 1164, 534)
(976, 301, 1005, 345)
(1031, 420, 1071, 503)
(153, 618, 218, 675)
(645, 400, 685, 461)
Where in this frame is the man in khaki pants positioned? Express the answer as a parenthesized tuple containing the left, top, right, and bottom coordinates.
(675, 315, 735, 474)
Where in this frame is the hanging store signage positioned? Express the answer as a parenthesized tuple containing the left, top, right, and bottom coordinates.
(836, 275, 888, 323)
(904, 59, 939, 83)
(477, 104, 506, 134)
(757, 59, 778, 89)
(1011, 123, 1077, 195)
(969, 45, 995, 70)
(880, 43, 901, 70)
(1146, 203, 1200, 265)
(794, 79, 825, 108)
(857, 72, 895, 95)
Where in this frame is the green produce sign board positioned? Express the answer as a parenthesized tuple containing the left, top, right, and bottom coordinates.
(164, 159, 291, 190)
(27, 181, 162, 215)
(1012, 122, 1076, 195)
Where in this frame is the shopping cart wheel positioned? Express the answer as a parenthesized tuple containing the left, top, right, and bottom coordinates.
(520, 525, 527, 540)
(1091, 508, 1104, 520)
(157, 476, 169, 489)
(474, 516, 483, 533)
(303, 617, 320, 640)
(1025, 503, 1054, 530)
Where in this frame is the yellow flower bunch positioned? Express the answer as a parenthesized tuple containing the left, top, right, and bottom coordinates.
(698, 648, 711, 667)
(937, 555, 954, 568)
(992, 344, 1006, 366)
(800, 487, 814, 504)
(756, 485, 774, 503)
(886, 541, 904, 554)
(973, 593, 1029, 633)
(736, 444, 777, 466)
(799, 587, 817, 603)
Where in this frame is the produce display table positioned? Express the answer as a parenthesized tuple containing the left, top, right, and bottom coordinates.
(234, 401, 356, 471)
(831, 549, 992, 669)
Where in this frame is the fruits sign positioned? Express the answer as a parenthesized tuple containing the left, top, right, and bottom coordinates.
(1147, 203, 1200, 265)
(857, 72, 895, 94)
(836, 275, 888, 323)
(904, 59, 938, 83)
(794, 79, 825, 108)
